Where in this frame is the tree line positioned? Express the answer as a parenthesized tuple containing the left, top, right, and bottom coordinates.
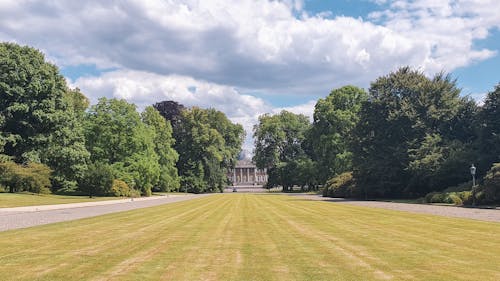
(253, 67, 500, 205)
(0, 43, 244, 196)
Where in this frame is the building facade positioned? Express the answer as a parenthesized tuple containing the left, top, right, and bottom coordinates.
(229, 160, 268, 186)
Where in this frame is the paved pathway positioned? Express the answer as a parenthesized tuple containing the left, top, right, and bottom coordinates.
(0, 194, 210, 232)
(290, 194, 500, 223)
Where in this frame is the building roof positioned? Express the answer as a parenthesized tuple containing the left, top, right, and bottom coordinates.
(235, 160, 255, 168)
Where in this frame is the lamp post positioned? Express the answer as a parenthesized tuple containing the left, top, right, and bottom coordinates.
(470, 164, 476, 186)
(470, 164, 476, 206)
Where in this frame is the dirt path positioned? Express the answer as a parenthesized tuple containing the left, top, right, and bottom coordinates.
(289, 194, 500, 223)
(0, 194, 210, 232)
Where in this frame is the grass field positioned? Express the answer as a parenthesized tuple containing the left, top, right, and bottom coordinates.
(0, 194, 499, 280)
(0, 193, 122, 208)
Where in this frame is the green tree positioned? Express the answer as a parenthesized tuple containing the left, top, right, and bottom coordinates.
(84, 98, 160, 196)
(174, 107, 243, 193)
(80, 162, 114, 198)
(141, 106, 180, 192)
(295, 157, 319, 191)
(478, 83, 500, 173)
(253, 111, 311, 191)
(478, 163, 500, 204)
(205, 109, 244, 174)
(0, 42, 89, 192)
(352, 67, 476, 198)
(308, 86, 367, 183)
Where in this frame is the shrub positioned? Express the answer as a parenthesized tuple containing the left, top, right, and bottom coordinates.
(109, 179, 131, 197)
(129, 188, 141, 198)
(445, 193, 463, 205)
(479, 163, 500, 204)
(424, 191, 470, 205)
(429, 192, 446, 203)
(79, 163, 114, 197)
(457, 191, 471, 202)
(424, 192, 437, 203)
(466, 163, 500, 205)
(323, 172, 358, 198)
(0, 161, 52, 194)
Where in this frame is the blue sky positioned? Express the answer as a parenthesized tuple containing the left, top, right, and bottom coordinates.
(453, 27, 500, 99)
(305, 0, 385, 18)
(1, 0, 499, 152)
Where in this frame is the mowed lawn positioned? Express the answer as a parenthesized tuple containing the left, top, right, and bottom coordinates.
(0, 193, 122, 208)
(0, 194, 499, 280)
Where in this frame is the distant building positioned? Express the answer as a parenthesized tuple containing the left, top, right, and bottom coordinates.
(228, 160, 268, 186)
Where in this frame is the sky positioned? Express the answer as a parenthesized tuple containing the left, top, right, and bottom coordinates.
(1, 0, 499, 155)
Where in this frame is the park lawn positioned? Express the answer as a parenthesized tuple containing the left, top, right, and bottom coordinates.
(0, 194, 499, 280)
(0, 193, 122, 208)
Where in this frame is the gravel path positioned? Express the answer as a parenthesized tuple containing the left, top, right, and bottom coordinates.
(290, 194, 500, 223)
(0, 194, 210, 232)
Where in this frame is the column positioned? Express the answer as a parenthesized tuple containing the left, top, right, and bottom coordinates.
(233, 169, 236, 184)
(254, 168, 257, 184)
(239, 168, 243, 184)
(246, 168, 249, 183)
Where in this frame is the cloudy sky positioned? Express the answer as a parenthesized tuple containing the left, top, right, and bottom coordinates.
(1, 0, 499, 154)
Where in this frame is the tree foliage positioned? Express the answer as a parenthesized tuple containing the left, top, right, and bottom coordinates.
(253, 110, 312, 191)
(351, 67, 477, 198)
(308, 86, 367, 183)
(0, 42, 89, 192)
(6, 42, 500, 203)
(80, 162, 114, 198)
(322, 172, 359, 198)
(478, 83, 500, 173)
(477, 163, 500, 204)
(141, 106, 180, 192)
(84, 98, 160, 196)
(0, 160, 52, 194)
(175, 107, 244, 193)
(253, 111, 310, 168)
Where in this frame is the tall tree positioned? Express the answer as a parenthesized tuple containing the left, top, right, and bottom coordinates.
(175, 107, 244, 193)
(352, 67, 476, 197)
(153, 100, 185, 140)
(478, 83, 500, 174)
(141, 106, 180, 192)
(308, 86, 367, 183)
(84, 98, 160, 196)
(253, 110, 311, 191)
(205, 109, 245, 172)
(0, 42, 89, 192)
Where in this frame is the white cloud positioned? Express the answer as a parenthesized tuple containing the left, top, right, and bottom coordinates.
(469, 92, 488, 106)
(1, 0, 498, 97)
(73, 69, 317, 156)
(2, 0, 500, 155)
(73, 70, 286, 156)
(274, 100, 316, 121)
(369, 0, 500, 73)
(74, 70, 268, 116)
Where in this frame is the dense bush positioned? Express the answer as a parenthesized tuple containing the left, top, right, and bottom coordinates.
(322, 172, 359, 198)
(79, 163, 114, 197)
(424, 191, 471, 205)
(472, 163, 500, 205)
(109, 179, 131, 197)
(0, 161, 52, 194)
(481, 163, 500, 202)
